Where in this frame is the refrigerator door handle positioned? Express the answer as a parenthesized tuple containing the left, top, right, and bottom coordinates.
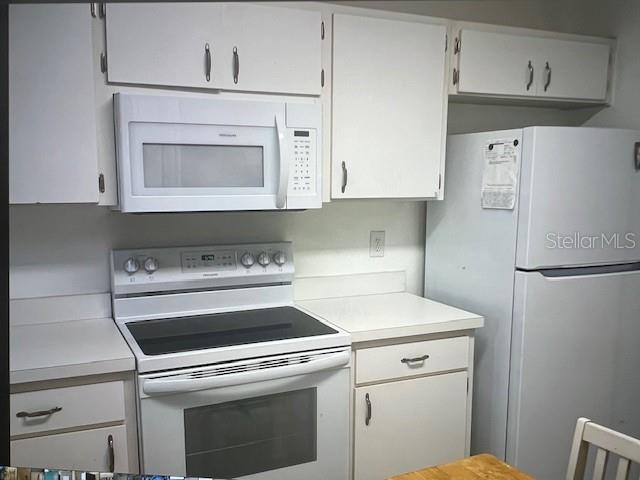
(532, 262, 640, 278)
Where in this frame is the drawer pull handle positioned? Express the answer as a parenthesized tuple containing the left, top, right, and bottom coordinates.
(365, 393, 372, 426)
(16, 406, 62, 418)
(108, 434, 115, 472)
(401, 354, 430, 365)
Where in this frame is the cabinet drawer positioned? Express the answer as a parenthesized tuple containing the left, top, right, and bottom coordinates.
(356, 337, 469, 384)
(11, 381, 126, 437)
(11, 424, 129, 472)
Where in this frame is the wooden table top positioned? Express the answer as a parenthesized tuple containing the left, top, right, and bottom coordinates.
(387, 454, 535, 480)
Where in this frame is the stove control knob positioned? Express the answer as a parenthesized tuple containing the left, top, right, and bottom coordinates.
(257, 252, 271, 267)
(273, 251, 287, 266)
(123, 257, 140, 275)
(143, 256, 159, 274)
(240, 252, 255, 268)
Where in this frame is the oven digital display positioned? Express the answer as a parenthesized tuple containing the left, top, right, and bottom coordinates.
(201, 254, 215, 261)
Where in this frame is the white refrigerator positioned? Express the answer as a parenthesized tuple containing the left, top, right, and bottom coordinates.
(425, 127, 640, 479)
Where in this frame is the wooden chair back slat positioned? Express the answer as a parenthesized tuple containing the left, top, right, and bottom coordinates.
(592, 448, 609, 480)
(566, 418, 640, 480)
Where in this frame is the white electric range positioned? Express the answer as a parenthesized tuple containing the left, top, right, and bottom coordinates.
(110, 242, 351, 480)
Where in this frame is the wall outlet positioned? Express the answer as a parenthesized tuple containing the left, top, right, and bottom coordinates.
(370, 231, 385, 257)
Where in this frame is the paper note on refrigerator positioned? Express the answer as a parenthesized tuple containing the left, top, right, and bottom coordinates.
(481, 139, 520, 209)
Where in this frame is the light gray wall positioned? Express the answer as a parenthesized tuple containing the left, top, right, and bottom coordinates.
(564, 0, 640, 130)
(12, 0, 629, 300)
(10, 201, 427, 298)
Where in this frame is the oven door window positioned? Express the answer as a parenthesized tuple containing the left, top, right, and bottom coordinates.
(183, 388, 317, 478)
(128, 122, 278, 196)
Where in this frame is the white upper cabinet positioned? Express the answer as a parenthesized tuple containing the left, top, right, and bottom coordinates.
(9, 4, 100, 204)
(331, 14, 447, 199)
(534, 38, 611, 101)
(105, 3, 225, 90)
(220, 4, 321, 95)
(105, 3, 322, 95)
(455, 30, 540, 97)
(452, 25, 613, 103)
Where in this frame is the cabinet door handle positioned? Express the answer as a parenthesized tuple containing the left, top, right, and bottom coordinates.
(341, 161, 348, 193)
(543, 61, 552, 92)
(107, 434, 115, 472)
(204, 43, 211, 82)
(16, 406, 62, 418)
(365, 393, 372, 426)
(233, 47, 239, 84)
(526, 60, 534, 91)
(401, 354, 430, 365)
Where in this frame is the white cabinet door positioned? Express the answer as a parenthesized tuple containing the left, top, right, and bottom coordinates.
(354, 372, 468, 480)
(456, 29, 540, 97)
(9, 4, 99, 204)
(220, 4, 321, 95)
(11, 424, 129, 472)
(536, 38, 610, 101)
(454, 28, 612, 102)
(331, 14, 447, 199)
(105, 3, 224, 89)
(105, 3, 321, 95)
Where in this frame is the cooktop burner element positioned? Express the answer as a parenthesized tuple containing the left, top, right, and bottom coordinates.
(127, 306, 338, 356)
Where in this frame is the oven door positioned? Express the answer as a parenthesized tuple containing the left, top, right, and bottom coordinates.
(137, 348, 350, 480)
(114, 93, 290, 213)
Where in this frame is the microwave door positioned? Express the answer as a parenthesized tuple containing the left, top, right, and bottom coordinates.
(123, 122, 281, 212)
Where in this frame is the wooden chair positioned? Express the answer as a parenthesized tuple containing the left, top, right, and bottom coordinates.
(566, 417, 640, 480)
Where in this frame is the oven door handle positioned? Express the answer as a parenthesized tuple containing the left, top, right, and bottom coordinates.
(142, 349, 350, 395)
(275, 113, 288, 209)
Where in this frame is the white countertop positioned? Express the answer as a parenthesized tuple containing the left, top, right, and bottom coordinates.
(10, 316, 135, 385)
(298, 292, 483, 344)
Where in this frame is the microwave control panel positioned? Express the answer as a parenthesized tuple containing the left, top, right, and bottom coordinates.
(289, 129, 317, 195)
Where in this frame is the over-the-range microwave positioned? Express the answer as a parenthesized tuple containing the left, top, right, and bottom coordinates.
(113, 93, 321, 212)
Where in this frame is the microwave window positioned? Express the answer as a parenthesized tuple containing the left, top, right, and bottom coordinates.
(142, 144, 264, 188)
(184, 388, 317, 478)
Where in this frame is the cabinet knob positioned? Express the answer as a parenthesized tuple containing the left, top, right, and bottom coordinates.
(365, 393, 372, 426)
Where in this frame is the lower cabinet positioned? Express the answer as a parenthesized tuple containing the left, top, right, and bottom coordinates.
(352, 336, 473, 480)
(11, 425, 129, 472)
(354, 372, 468, 479)
(10, 378, 138, 473)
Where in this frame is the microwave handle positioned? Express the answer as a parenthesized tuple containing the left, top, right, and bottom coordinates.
(142, 349, 350, 395)
(275, 114, 288, 209)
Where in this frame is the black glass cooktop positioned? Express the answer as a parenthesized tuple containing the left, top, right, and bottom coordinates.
(127, 306, 338, 356)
